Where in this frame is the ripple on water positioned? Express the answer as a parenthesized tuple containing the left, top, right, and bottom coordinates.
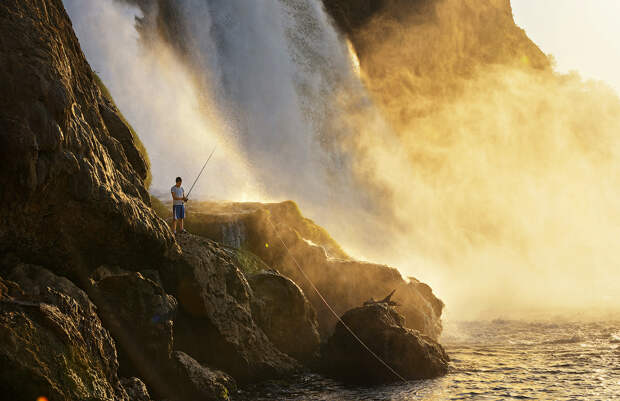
(235, 320, 620, 401)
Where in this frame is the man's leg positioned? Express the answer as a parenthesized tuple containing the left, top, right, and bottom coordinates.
(179, 218, 184, 232)
(172, 206, 178, 233)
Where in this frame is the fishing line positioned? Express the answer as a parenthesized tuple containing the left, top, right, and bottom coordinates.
(265, 216, 408, 383)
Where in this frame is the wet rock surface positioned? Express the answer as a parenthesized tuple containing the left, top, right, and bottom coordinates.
(248, 271, 321, 364)
(322, 304, 449, 384)
(0, 263, 128, 401)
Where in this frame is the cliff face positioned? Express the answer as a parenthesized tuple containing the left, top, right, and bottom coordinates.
(323, 0, 548, 71)
(0, 0, 176, 278)
(323, 0, 549, 124)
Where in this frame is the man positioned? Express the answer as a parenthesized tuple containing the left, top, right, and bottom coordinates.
(171, 177, 188, 234)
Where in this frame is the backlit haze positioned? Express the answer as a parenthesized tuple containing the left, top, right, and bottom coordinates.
(64, 0, 620, 322)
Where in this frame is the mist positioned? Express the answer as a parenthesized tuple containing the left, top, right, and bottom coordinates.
(62, 0, 620, 320)
(337, 0, 620, 319)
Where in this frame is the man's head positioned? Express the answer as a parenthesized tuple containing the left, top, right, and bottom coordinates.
(175, 177, 182, 186)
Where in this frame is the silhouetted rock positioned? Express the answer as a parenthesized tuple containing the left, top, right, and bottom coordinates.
(164, 234, 299, 383)
(169, 351, 236, 401)
(0, 263, 128, 401)
(322, 304, 449, 383)
(248, 271, 320, 363)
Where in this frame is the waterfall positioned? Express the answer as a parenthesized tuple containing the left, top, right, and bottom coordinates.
(63, 0, 366, 205)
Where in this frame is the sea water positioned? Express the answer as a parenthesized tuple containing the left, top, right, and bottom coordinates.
(237, 320, 620, 400)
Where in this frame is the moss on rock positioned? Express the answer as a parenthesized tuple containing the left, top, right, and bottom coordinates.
(94, 73, 152, 189)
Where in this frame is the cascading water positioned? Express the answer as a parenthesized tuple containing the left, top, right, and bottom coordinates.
(63, 0, 380, 237)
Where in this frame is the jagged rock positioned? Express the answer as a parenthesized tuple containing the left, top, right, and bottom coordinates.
(322, 304, 449, 384)
(120, 377, 151, 401)
(169, 351, 236, 401)
(90, 270, 178, 380)
(248, 271, 320, 363)
(0, 264, 128, 401)
(173, 201, 443, 340)
(163, 234, 299, 383)
(0, 0, 177, 279)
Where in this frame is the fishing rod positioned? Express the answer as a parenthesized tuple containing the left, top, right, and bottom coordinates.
(186, 146, 216, 200)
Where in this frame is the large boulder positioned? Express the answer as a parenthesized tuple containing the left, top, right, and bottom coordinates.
(90, 269, 178, 392)
(322, 304, 449, 384)
(163, 234, 299, 383)
(0, 263, 128, 401)
(248, 271, 320, 363)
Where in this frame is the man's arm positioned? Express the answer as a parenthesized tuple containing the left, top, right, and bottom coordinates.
(171, 191, 185, 201)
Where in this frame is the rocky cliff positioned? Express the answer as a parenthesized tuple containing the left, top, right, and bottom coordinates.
(323, 0, 549, 126)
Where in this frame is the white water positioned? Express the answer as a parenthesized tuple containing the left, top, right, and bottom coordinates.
(63, 0, 366, 204)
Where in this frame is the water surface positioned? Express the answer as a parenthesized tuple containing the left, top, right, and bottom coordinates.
(237, 320, 620, 400)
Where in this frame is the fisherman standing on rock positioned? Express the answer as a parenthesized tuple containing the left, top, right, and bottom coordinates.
(171, 176, 188, 235)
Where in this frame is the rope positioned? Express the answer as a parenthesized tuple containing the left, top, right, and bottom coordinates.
(265, 216, 408, 383)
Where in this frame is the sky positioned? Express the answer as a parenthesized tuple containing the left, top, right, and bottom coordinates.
(512, 0, 620, 93)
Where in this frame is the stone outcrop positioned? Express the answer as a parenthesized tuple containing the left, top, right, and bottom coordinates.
(164, 234, 299, 383)
(322, 304, 449, 384)
(163, 201, 444, 340)
(0, 263, 128, 401)
(248, 271, 321, 364)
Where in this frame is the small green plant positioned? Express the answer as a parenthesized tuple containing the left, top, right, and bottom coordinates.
(94, 72, 152, 188)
